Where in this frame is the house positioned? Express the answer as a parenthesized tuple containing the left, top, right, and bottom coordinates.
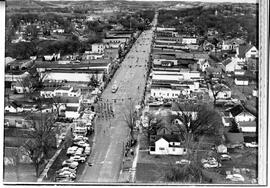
(227, 105, 256, 123)
(220, 57, 241, 72)
(236, 44, 258, 61)
(43, 53, 61, 61)
(238, 121, 257, 133)
(203, 40, 215, 51)
(221, 38, 245, 51)
(65, 106, 81, 119)
(235, 77, 249, 86)
(181, 36, 197, 44)
(197, 59, 210, 72)
(234, 69, 245, 76)
(91, 43, 106, 53)
(149, 135, 187, 155)
(4, 146, 32, 165)
(6, 59, 34, 71)
(83, 53, 104, 60)
(4, 101, 23, 113)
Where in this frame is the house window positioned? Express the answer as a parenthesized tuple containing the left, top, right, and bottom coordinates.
(153, 93, 155, 96)
(167, 93, 169, 96)
(183, 149, 186, 152)
(172, 148, 175, 151)
(159, 147, 165, 150)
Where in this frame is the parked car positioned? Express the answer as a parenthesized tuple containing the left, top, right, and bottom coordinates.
(203, 162, 221, 169)
(84, 146, 91, 155)
(245, 142, 258, 148)
(70, 155, 86, 163)
(175, 159, 191, 165)
(67, 146, 78, 155)
(220, 154, 232, 161)
(226, 174, 245, 182)
(62, 160, 79, 168)
(74, 135, 89, 141)
(59, 133, 66, 141)
(55, 176, 73, 182)
(58, 171, 76, 179)
(74, 140, 89, 147)
(57, 167, 76, 174)
(75, 148, 84, 155)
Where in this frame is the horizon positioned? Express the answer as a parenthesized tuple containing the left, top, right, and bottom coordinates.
(37, 0, 258, 3)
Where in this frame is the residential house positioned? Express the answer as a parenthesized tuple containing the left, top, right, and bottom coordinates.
(197, 59, 210, 72)
(43, 53, 61, 61)
(6, 59, 34, 71)
(91, 43, 106, 53)
(221, 38, 245, 51)
(4, 101, 23, 113)
(227, 105, 256, 123)
(149, 135, 187, 155)
(236, 44, 258, 61)
(65, 106, 81, 119)
(234, 69, 245, 76)
(203, 40, 215, 52)
(220, 57, 241, 72)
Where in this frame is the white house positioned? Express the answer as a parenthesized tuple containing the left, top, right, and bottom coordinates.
(212, 84, 232, 99)
(236, 44, 258, 61)
(40, 86, 81, 98)
(149, 135, 187, 155)
(153, 59, 178, 66)
(91, 43, 106, 53)
(235, 111, 256, 123)
(4, 102, 23, 113)
(221, 58, 241, 72)
(234, 77, 249, 86)
(197, 59, 210, 72)
(65, 106, 81, 119)
(238, 121, 257, 133)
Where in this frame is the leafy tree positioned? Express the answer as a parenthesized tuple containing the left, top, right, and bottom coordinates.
(122, 101, 138, 142)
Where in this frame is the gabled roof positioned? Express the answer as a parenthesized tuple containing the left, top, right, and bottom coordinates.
(238, 44, 255, 58)
(227, 105, 244, 117)
(156, 134, 182, 143)
(222, 58, 232, 66)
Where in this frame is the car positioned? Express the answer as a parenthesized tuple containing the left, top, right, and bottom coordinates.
(226, 174, 245, 182)
(62, 160, 79, 168)
(57, 167, 76, 174)
(220, 154, 232, 161)
(74, 147, 84, 155)
(245, 142, 258, 148)
(176, 159, 191, 165)
(66, 146, 78, 155)
(203, 162, 221, 169)
(84, 146, 91, 155)
(111, 84, 118, 93)
(74, 140, 89, 147)
(201, 157, 217, 164)
(55, 176, 73, 182)
(70, 155, 86, 163)
(58, 171, 76, 179)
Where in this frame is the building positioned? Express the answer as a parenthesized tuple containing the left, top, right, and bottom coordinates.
(212, 84, 232, 99)
(221, 38, 245, 51)
(104, 48, 119, 60)
(236, 44, 258, 60)
(149, 135, 187, 155)
(227, 105, 256, 123)
(234, 77, 249, 86)
(6, 59, 34, 71)
(91, 43, 106, 53)
(35, 60, 112, 83)
(220, 58, 241, 72)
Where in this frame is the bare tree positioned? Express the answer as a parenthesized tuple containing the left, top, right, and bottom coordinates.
(22, 112, 57, 177)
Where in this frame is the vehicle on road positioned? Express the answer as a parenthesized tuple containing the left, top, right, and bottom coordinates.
(74, 140, 89, 147)
(75, 147, 84, 155)
(58, 171, 76, 179)
(111, 82, 118, 93)
(226, 174, 245, 182)
(203, 162, 221, 169)
(55, 176, 74, 182)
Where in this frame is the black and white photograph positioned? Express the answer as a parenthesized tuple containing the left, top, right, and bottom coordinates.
(0, 0, 269, 186)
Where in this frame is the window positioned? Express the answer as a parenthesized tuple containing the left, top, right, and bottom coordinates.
(159, 147, 165, 150)
(167, 93, 169, 96)
(153, 93, 155, 96)
(172, 148, 175, 151)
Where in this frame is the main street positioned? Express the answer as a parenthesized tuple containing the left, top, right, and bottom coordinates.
(79, 12, 158, 183)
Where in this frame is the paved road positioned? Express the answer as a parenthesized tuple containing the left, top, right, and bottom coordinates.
(79, 12, 158, 183)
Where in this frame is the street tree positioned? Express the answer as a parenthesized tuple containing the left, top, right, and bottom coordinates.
(122, 101, 138, 142)
(22, 112, 57, 177)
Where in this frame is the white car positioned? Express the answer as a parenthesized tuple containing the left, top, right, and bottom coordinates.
(74, 140, 89, 147)
(176, 159, 191, 165)
(84, 146, 91, 155)
(226, 174, 245, 182)
(66, 146, 78, 155)
(57, 167, 76, 174)
(58, 171, 76, 179)
(203, 162, 221, 169)
(74, 135, 88, 142)
(70, 155, 86, 163)
(220, 154, 232, 161)
(62, 160, 79, 168)
(245, 142, 258, 148)
(75, 148, 84, 155)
